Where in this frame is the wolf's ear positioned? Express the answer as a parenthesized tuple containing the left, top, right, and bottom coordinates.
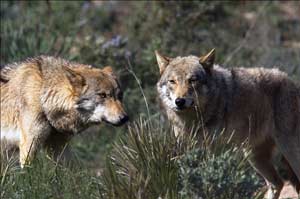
(102, 66, 114, 75)
(102, 66, 117, 79)
(64, 66, 85, 88)
(155, 50, 171, 75)
(199, 49, 215, 73)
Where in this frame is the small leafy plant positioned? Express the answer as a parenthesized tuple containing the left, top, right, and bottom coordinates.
(100, 120, 262, 199)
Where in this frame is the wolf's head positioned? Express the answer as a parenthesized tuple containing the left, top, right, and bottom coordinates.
(70, 66, 128, 126)
(156, 49, 215, 112)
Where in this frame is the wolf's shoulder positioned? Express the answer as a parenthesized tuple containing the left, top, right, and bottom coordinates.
(35, 56, 92, 70)
(230, 66, 295, 94)
(230, 67, 287, 81)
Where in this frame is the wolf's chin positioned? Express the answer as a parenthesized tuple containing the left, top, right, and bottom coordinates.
(172, 106, 195, 113)
(102, 118, 126, 127)
(172, 107, 187, 112)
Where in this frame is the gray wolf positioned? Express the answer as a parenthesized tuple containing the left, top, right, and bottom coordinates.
(1, 56, 128, 167)
(155, 49, 300, 199)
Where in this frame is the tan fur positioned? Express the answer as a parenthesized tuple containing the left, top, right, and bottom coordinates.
(156, 50, 300, 199)
(1, 56, 128, 167)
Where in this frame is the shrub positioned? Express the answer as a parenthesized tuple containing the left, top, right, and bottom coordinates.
(100, 120, 263, 199)
(178, 148, 261, 199)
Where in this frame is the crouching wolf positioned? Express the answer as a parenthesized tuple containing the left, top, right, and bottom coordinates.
(155, 49, 300, 199)
(0, 56, 128, 167)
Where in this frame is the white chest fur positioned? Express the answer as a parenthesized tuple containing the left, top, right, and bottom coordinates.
(1, 127, 21, 144)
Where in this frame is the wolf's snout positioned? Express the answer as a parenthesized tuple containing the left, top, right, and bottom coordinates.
(119, 115, 129, 124)
(102, 114, 129, 126)
(175, 98, 186, 109)
(112, 114, 129, 126)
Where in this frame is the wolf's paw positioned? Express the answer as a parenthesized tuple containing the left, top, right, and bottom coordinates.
(264, 184, 283, 199)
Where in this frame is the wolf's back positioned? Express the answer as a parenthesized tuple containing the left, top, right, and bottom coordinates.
(0, 57, 43, 83)
(0, 63, 19, 82)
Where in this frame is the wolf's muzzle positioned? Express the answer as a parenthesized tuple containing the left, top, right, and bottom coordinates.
(119, 115, 129, 124)
(114, 115, 129, 126)
(175, 98, 186, 109)
(103, 114, 129, 126)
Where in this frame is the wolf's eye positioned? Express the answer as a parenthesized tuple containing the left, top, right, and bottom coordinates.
(168, 80, 176, 84)
(99, 93, 107, 99)
(117, 91, 123, 100)
(188, 78, 198, 84)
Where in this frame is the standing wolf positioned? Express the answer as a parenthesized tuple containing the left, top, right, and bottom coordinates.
(155, 49, 300, 199)
(1, 56, 128, 167)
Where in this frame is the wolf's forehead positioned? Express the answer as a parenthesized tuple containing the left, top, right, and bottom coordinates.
(166, 57, 203, 77)
(99, 79, 118, 89)
(87, 74, 118, 90)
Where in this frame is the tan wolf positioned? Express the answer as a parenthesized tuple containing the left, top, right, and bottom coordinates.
(155, 49, 300, 199)
(0, 56, 128, 167)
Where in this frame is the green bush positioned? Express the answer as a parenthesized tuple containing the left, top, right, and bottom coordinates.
(178, 148, 261, 199)
(100, 120, 262, 199)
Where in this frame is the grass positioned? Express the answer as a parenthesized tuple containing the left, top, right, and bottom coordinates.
(1, 1, 299, 199)
(1, 121, 263, 199)
(1, 151, 104, 199)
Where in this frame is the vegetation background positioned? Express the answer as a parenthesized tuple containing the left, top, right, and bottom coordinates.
(1, 1, 299, 199)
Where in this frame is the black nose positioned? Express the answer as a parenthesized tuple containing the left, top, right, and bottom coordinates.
(175, 98, 186, 108)
(119, 115, 129, 124)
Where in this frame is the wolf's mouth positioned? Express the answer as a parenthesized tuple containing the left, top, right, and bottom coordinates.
(173, 106, 187, 112)
(173, 100, 194, 112)
(173, 105, 195, 112)
(102, 116, 129, 127)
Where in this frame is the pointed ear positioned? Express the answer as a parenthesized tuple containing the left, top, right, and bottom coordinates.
(64, 66, 85, 93)
(155, 50, 171, 75)
(65, 66, 84, 85)
(199, 49, 215, 72)
(102, 66, 114, 75)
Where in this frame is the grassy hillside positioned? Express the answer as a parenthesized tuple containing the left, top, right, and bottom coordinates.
(1, 1, 299, 198)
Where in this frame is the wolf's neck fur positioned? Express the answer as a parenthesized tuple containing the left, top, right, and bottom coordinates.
(201, 65, 233, 132)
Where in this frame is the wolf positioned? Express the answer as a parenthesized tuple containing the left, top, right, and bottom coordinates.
(155, 49, 300, 199)
(0, 56, 128, 167)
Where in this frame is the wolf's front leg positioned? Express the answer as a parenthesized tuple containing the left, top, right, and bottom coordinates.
(19, 134, 40, 167)
(249, 142, 283, 199)
(44, 131, 73, 164)
(173, 126, 182, 138)
(19, 113, 51, 168)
